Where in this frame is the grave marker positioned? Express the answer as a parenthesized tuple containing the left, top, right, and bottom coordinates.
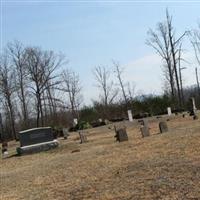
(139, 119, 150, 137)
(79, 131, 88, 144)
(140, 126, 150, 137)
(167, 107, 172, 116)
(16, 127, 59, 155)
(114, 127, 128, 142)
(2, 141, 8, 157)
(191, 97, 197, 113)
(127, 110, 133, 122)
(159, 121, 168, 133)
(73, 118, 78, 126)
(63, 128, 69, 139)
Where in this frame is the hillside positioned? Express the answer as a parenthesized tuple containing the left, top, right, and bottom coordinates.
(1, 115, 200, 200)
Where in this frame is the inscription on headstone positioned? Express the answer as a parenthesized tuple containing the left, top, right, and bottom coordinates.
(114, 127, 128, 142)
(159, 121, 168, 133)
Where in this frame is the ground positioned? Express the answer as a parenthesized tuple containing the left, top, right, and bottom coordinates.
(0, 114, 200, 200)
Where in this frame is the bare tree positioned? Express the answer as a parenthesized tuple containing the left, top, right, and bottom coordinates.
(0, 53, 17, 139)
(195, 67, 200, 96)
(61, 69, 82, 119)
(147, 9, 187, 108)
(166, 10, 187, 108)
(113, 61, 128, 108)
(190, 23, 200, 66)
(147, 20, 175, 99)
(7, 41, 29, 128)
(177, 44, 187, 106)
(26, 47, 63, 127)
(127, 82, 135, 102)
(190, 23, 200, 97)
(93, 65, 118, 107)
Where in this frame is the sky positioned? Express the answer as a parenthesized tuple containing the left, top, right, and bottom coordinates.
(1, 0, 200, 105)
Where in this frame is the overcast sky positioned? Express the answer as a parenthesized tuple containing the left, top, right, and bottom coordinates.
(1, 1, 200, 105)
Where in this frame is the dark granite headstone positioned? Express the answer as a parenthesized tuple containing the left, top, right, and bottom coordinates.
(79, 131, 88, 144)
(193, 115, 198, 120)
(115, 128, 128, 142)
(18, 127, 54, 147)
(16, 127, 58, 155)
(159, 121, 168, 133)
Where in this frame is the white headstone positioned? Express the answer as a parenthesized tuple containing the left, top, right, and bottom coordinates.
(2, 151, 8, 159)
(73, 118, 78, 126)
(167, 107, 172, 116)
(3, 151, 8, 155)
(191, 97, 197, 112)
(127, 110, 133, 122)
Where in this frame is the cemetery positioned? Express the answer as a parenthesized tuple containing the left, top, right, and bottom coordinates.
(1, 112, 200, 200)
(1, 3, 200, 200)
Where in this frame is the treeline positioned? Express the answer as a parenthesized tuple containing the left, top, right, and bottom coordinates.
(0, 41, 82, 140)
(80, 86, 198, 124)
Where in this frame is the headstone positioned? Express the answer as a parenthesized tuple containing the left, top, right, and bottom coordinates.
(191, 97, 197, 113)
(63, 128, 69, 139)
(114, 128, 128, 142)
(79, 131, 87, 144)
(193, 115, 198, 120)
(2, 141, 8, 156)
(167, 107, 172, 116)
(159, 121, 168, 133)
(98, 118, 102, 123)
(127, 110, 133, 122)
(140, 126, 150, 137)
(138, 118, 148, 127)
(16, 127, 59, 155)
(73, 118, 78, 126)
(139, 119, 150, 137)
(104, 119, 110, 125)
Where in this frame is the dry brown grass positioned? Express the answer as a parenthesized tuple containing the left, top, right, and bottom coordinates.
(1, 115, 200, 200)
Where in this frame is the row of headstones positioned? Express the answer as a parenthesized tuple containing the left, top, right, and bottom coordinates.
(127, 97, 198, 122)
(114, 119, 168, 142)
(75, 104, 197, 145)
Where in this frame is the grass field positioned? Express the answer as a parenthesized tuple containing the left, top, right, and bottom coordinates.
(1, 115, 200, 200)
